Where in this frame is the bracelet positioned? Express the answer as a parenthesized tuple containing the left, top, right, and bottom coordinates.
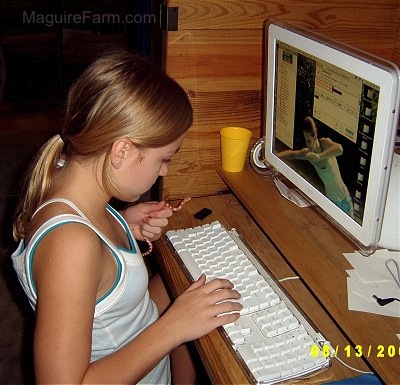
(141, 197, 191, 256)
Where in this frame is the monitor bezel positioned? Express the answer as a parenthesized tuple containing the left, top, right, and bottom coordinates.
(264, 21, 400, 253)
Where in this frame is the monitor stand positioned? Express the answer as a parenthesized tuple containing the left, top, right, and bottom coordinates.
(249, 138, 314, 209)
(273, 177, 312, 208)
(378, 151, 400, 251)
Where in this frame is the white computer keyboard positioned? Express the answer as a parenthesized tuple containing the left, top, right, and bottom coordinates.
(165, 221, 331, 385)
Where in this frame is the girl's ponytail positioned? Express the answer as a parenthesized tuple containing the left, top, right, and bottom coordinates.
(13, 134, 64, 240)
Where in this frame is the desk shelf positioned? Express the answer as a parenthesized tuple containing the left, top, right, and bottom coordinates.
(154, 191, 381, 384)
(218, 161, 399, 384)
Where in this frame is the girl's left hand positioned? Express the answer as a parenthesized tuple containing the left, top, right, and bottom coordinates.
(123, 201, 173, 241)
(306, 151, 320, 163)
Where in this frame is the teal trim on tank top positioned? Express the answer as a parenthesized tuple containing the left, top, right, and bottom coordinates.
(27, 221, 123, 305)
(106, 204, 137, 253)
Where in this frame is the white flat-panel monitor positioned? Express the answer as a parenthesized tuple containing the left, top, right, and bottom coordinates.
(264, 21, 400, 254)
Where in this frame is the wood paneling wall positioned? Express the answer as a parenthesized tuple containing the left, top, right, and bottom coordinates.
(163, 0, 400, 200)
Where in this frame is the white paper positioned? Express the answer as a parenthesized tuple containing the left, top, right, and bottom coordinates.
(347, 278, 400, 318)
(345, 249, 400, 318)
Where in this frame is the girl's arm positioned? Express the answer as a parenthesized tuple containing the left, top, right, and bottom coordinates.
(33, 224, 105, 384)
(85, 275, 241, 384)
(33, 224, 241, 385)
(319, 138, 343, 158)
(306, 138, 343, 162)
(278, 147, 309, 160)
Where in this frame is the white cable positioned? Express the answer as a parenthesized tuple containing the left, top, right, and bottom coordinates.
(333, 356, 374, 375)
(324, 342, 374, 375)
(278, 276, 300, 282)
(385, 258, 400, 289)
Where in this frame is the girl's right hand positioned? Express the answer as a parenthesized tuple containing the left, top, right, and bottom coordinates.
(162, 275, 242, 345)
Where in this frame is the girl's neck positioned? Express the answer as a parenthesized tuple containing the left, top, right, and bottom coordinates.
(310, 138, 321, 153)
(49, 158, 111, 215)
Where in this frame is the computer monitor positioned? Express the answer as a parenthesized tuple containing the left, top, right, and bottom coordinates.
(263, 21, 400, 254)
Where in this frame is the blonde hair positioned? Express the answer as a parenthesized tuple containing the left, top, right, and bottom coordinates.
(13, 51, 193, 239)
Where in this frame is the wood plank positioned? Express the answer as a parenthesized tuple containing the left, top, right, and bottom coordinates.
(167, 29, 397, 78)
(188, 90, 262, 130)
(166, 30, 263, 79)
(162, 90, 262, 199)
(175, 77, 262, 92)
(392, 17, 400, 64)
(161, 134, 256, 198)
(168, 0, 399, 32)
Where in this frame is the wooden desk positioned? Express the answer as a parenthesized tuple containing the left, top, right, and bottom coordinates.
(218, 161, 400, 384)
(155, 192, 381, 384)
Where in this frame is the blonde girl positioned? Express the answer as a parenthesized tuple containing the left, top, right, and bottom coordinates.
(12, 52, 241, 385)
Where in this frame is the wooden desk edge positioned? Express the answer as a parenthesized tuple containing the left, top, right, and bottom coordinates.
(217, 163, 400, 384)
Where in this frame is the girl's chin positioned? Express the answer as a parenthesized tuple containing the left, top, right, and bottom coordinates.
(113, 194, 141, 203)
(127, 195, 141, 203)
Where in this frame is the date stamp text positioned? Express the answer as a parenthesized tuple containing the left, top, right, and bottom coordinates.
(311, 344, 400, 358)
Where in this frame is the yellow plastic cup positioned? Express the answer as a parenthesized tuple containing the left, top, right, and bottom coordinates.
(220, 126, 252, 172)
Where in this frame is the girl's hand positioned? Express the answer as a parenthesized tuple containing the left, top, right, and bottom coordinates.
(306, 151, 320, 162)
(162, 275, 242, 345)
(123, 201, 173, 241)
(298, 147, 310, 156)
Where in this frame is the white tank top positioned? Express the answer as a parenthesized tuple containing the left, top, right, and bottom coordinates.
(311, 157, 350, 201)
(11, 198, 171, 384)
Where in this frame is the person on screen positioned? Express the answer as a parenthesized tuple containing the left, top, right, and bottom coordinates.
(278, 116, 353, 216)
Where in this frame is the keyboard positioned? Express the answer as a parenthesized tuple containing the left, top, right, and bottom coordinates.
(165, 221, 331, 385)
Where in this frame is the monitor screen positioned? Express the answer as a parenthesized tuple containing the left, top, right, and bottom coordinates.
(264, 21, 400, 253)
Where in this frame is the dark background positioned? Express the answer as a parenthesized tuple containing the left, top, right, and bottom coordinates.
(0, 1, 165, 383)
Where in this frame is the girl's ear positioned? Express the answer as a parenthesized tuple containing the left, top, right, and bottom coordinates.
(110, 138, 135, 168)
